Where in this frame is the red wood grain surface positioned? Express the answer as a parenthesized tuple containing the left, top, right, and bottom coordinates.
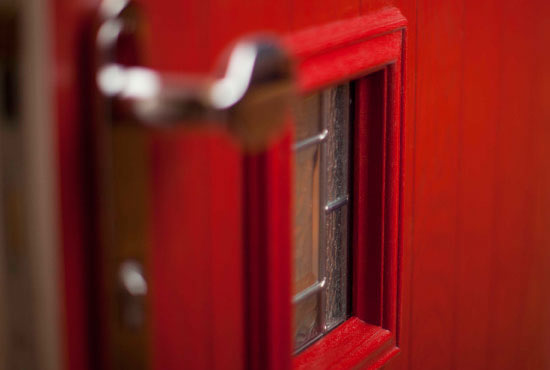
(150, 129, 244, 370)
(50, 0, 550, 369)
(244, 132, 293, 370)
(294, 318, 399, 370)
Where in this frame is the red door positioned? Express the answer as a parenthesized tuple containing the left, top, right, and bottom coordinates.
(48, 0, 550, 369)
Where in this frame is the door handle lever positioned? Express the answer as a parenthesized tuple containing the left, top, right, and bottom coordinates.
(96, 0, 295, 151)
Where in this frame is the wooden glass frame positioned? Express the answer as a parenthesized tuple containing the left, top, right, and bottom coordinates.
(290, 8, 407, 367)
(243, 7, 406, 369)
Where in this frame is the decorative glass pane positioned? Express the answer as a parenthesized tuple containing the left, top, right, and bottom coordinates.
(295, 93, 321, 142)
(292, 83, 352, 353)
(325, 84, 350, 202)
(294, 144, 321, 294)
(324, 204, 350, 330)
(293, 291, 321, 351)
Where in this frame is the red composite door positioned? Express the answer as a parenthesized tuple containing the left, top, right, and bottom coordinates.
(51, 0, 550, 369)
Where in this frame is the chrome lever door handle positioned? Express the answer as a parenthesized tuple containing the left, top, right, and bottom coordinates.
(96, 0, 295, 151)
(93, 4, 297, 360)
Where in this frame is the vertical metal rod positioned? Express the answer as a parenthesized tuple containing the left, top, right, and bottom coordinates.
(318, 90, 329, 333)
